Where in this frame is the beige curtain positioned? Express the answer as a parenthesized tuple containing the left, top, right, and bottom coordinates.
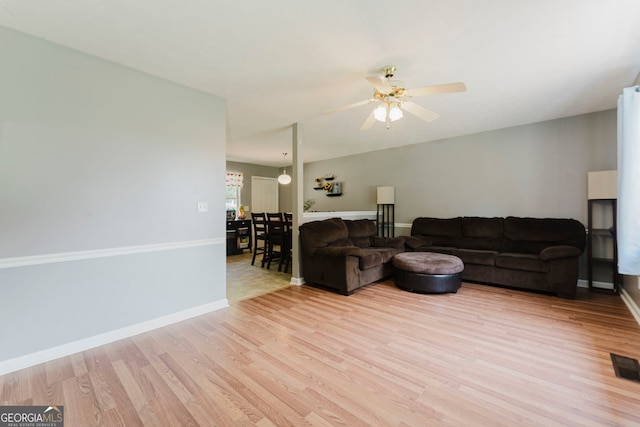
(225, 172, 243, 188)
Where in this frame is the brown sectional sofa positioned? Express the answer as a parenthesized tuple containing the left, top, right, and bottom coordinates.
(299, 218, 405, 295)
(407, 216, 586, 298)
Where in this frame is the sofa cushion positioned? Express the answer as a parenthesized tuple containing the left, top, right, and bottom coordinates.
(359, 250, 384, 269)
(417, 246, 457, 255)
(372, 236, 406, 250)
(411, 217, 461, 247)
(539, 245, 583, 261)
(329, 238, 354, 247)
(405, 236, 431, 250)
(503, 217, 586, 254)
(299, 218, 349, 255)
(350, 237, 372, 248)
(495, 253, 549, 273)
(456, 248, 498, 266)
(461, 217, 504, 251)
(366, 246, 399, 263)
(315, 246, 365, 257)
(344, 219, 377, 248)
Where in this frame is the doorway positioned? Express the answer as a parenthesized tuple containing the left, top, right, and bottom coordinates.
(251, 176, 279, 213)
(226, 175, 290, 302)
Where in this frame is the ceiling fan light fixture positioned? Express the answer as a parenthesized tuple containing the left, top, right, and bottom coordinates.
(326, 66, 466, 131)
(277, 152, 291, 185)
(389, 104, 403, 121)
(373, 105, 387, 122)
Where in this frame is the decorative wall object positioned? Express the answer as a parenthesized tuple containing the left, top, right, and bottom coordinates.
(303, 199, 315, 211)
(314, 175, 342, 196)
(326, 181, 342, 197)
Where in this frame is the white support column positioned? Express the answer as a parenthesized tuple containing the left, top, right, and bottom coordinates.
(290, 123, 304, 284)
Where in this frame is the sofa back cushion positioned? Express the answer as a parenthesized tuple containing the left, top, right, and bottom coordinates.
(344, 219, 377, 248)
(461, 217, 504, 251)
(503, 216, 586, 254)
(411, 217, 461, 247)
(299, 218, 349, 255)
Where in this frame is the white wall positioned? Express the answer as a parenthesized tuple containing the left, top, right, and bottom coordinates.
(304, 110, 617, 226)
(0, 26, 227, 367)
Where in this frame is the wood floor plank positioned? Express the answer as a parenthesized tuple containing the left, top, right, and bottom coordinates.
(62, 374, 101, 427)
(111, 359, 164, 426)
(89, 349, 144, 426)
(157, 352, 255, 426)
(137, 363, 201, 426)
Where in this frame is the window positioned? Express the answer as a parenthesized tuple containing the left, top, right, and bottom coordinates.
(226, 185, 240, 211)
(226, 172, 243, 212)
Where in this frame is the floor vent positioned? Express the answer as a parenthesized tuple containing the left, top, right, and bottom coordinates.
(610, 353, 640, 383)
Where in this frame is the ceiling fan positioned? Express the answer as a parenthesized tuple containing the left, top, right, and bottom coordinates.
(324, 65, 467, 130)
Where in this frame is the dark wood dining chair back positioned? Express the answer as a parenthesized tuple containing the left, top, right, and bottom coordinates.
(265, 212, 285, 270)
(281, 213, 293, 273)
(251, 212, 268, 267)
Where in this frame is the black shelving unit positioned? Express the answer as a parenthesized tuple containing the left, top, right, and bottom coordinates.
(587, 198, 620, 294)
(377, 203, 394, 238)
(226, 219, 252, 255)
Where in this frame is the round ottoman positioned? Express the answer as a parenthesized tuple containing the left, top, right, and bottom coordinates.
(392, 252, 464, 294)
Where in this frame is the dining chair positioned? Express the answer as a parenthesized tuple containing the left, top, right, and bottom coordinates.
(266, 212, 285, 270)
(281, 213, 293, 273)
(251, 212, 268, 267)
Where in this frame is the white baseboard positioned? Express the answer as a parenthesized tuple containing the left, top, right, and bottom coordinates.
(621, 287, 640, 327)
(290, 276, 304, 285)
(0, 298, 229, 376)
(577, 279, 615, 290)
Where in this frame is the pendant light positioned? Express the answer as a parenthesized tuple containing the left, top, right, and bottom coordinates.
(278, 152, 292, 185)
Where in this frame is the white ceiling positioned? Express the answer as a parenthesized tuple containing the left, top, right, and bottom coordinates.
(1, 0, 640, 167)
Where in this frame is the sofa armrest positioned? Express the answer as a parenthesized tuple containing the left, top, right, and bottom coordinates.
(404, 236, 430, 250)
(372, 236, 406, 250)
(539, 245, 582, 261)
(315, 246, 366, 258)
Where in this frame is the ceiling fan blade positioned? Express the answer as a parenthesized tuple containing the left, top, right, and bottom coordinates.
(366, 75, 392, 93)
(407, 82, 467, 97)
(402, 101, 440, 123)
(323, 98, 375, 115)
(360, 111, 376, 130)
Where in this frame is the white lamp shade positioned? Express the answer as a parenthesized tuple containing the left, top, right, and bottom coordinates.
(388, 105, 403, 121)
(278, 173, 291, 185)
(373, 105, 387, 122)
(377, 186, 395, 204)
(588, 170, 617, 199)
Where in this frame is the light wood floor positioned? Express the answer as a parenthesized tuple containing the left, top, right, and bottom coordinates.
(2, 281, 640, 426)
(226, 251, 291, 302)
